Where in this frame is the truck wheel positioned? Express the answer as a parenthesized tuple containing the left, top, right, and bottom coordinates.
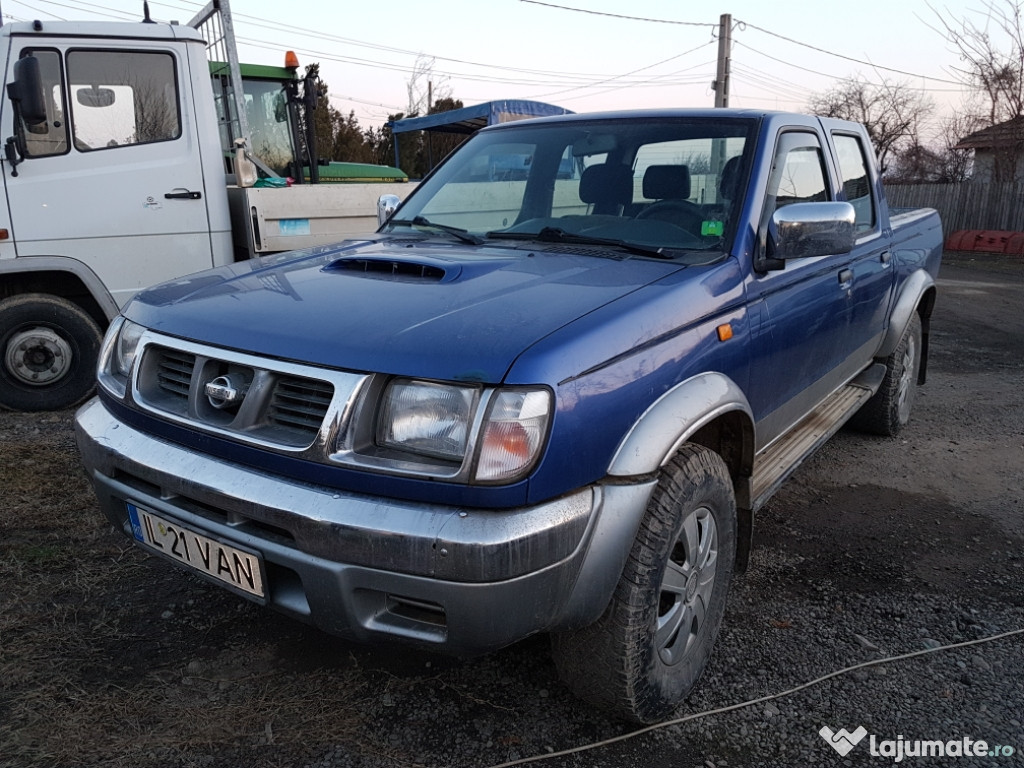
(849, 313, 921, 436)
(0, 294, 103, 412)
(551, 444, 736, 723)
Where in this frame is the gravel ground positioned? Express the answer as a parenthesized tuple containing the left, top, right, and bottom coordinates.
(1, 251, 1022, 768)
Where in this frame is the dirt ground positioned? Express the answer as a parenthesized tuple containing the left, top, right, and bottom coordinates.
(1, 251, 1022, 768)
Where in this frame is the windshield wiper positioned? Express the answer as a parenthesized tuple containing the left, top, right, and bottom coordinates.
(486, 226, 674, 259)
(389, 216, 485, 245)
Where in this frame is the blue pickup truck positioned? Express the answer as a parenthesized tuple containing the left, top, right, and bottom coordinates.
(75, 109, 942, 723)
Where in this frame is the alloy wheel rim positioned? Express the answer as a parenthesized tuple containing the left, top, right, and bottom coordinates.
(656, 505, 719, 665)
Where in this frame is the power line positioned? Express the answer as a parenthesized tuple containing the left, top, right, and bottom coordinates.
(519, 0, 716, 29)
(9, 0, 68, 19)
(517, 0, 963, 88)
(739, 21, 962, 86)
(734, 40, 971, 95)
(14, 0, 972, 112)
(525, 41, 717, 100)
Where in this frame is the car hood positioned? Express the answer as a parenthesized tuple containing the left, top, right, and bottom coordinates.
(125, 237, 688, 383)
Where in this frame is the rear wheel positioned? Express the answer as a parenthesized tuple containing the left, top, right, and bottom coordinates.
(849, 313, 921, 436)
(551, 444, 736, 723)
(0, 294, 103, 412)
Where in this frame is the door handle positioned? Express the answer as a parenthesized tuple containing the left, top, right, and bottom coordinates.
(164, 190, 202, 200)
(838, 268, 854, 285)
(880, 250, 892, 264)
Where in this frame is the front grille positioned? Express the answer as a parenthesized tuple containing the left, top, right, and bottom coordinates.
(268, 377, 335, 444)
(155, 348, 195, 403)
(132, 334, 364, 455)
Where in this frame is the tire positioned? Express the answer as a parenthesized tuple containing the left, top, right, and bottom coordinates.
(849, 313, 922, 437)
(0, 294, 103, 412)
(551, 444, 736, 723)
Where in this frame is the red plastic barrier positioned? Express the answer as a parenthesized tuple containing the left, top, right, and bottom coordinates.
(944, 230, 1024, 255)
(1005, 232, 1024, 255)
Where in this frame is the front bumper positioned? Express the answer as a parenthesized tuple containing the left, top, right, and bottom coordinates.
(75, 398, 655, 653)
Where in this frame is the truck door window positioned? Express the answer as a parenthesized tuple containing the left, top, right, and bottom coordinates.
(766, 132, 829, 212)
(18, 49, 69, 158)
(66, 50, 180, 151)
(832, 133, 877, 232)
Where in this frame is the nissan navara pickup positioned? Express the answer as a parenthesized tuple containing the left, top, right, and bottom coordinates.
(76, 109, 943, 722)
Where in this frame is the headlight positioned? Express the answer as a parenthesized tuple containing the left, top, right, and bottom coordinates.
(378, 379, 477, 461)
(98, 317, 145, 397)
(369, 379, 551, 483)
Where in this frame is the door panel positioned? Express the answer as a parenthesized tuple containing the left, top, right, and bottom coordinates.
(749, 254, 855, 448)
(829, 131, 895, 356)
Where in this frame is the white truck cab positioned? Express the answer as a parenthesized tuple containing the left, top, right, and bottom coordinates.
(0, 10, 413, 411)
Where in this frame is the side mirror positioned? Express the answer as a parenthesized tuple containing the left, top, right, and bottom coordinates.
(7, 56, 48, 126)
(377, 194, 401, 227)
(766, 201, 855, 265)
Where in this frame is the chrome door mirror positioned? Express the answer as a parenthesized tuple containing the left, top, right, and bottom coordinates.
(377, 194, 401, 227)
(769, 201, 856, 261)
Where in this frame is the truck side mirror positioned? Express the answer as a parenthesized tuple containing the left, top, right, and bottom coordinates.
(7, 56, 48, 126)
(377, 194, 401, 227)
(763, 201, 855, 268)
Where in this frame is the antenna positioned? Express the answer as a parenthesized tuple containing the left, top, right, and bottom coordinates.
(142, 1, 155, 23)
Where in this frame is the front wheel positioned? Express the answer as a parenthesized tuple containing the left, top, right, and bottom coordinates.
(0, 294, 103, 412)
(551, 444, 736, 723)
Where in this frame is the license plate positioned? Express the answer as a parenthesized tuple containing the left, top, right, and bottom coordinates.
(126, 503, 266, 599)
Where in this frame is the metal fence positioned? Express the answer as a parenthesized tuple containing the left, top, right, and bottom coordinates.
(885, 182, 1024, 234)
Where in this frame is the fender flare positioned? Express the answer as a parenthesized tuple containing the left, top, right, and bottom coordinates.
(878, 268, 935, 358)
(607, 371, 755, 478)
(0, 256, 119, 322)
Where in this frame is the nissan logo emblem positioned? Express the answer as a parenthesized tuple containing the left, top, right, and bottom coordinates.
(205, 375, 243, 409)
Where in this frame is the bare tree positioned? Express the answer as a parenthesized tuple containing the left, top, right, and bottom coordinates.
(406, 54, 451, 117)
(931, 0, 1024, 181)
(932, 0, 1024, 125)
(937, 112, 986, 181)
(885, 112, 984, 183)
(808, 77, 933, 172)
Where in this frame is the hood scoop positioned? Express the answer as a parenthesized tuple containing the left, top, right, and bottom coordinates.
(324, 256, 456, 283)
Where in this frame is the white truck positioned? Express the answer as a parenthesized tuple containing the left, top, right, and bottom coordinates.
(0, 1, 413, 411)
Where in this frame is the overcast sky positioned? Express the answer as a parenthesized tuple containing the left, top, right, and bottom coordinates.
(2, 0, 989, 136)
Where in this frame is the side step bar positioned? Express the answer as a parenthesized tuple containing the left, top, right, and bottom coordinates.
(750, 364, 886, 510)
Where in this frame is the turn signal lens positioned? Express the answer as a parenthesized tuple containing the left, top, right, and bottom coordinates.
(475, 390, 551, 482)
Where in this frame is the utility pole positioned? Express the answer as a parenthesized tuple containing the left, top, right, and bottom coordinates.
(712, 13, 732, 108)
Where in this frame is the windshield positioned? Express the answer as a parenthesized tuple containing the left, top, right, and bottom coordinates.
(387, 116, 755, 259)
